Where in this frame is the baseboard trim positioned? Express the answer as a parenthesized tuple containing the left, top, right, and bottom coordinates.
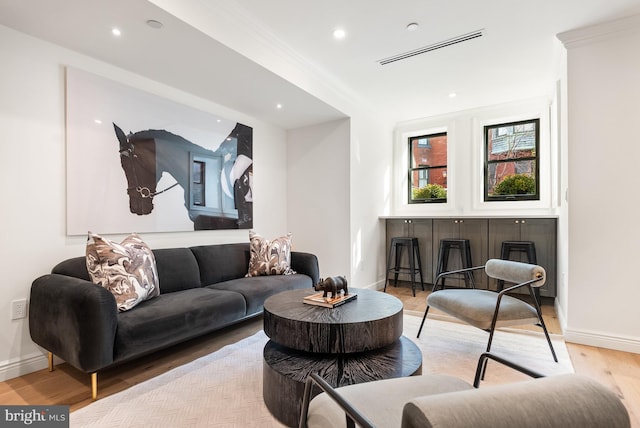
(0, 352, 49, 382)
(563, 328, 640, 354)
(361, 280, 386, 291)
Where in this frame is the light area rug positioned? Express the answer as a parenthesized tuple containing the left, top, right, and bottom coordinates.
(71, 315, 573, 427)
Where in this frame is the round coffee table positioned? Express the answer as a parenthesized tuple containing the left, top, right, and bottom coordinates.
(262, 288, 422, 427)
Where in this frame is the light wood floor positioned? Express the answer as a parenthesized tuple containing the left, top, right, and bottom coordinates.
(0, 285, 638, 427)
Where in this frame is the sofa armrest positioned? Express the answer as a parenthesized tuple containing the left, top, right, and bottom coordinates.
(402, 374, 630, 428)
(291, 252, 320, 285)
(29, 274, 118, 373)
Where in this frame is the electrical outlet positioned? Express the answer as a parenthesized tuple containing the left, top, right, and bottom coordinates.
(11, 299, 27, 320)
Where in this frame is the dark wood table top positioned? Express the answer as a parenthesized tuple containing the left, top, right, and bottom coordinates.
(263, 288, 404, 353)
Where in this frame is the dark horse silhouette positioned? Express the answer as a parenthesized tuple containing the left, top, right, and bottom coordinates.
(114, 122, 253, 230)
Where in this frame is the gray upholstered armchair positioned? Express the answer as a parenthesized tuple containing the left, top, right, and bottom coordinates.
(299, 353, 630, 428)
(417, 259, 557, 364)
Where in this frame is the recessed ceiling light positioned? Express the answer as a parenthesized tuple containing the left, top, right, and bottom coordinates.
(111, 27, 121, 37)
(449, 92, 457, 98)
(276, 103, 283, 109)
(94, 119, 102, 124)
(333, 29, 346, 39)
(146, 19, 163, 29)
(406, 23, 419, 31)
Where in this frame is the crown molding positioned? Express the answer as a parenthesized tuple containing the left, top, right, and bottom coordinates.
(557, 13, 640, 48)
(194, 1, 364, 115)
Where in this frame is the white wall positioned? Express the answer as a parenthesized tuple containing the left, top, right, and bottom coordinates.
(559, 15, 640, 352)
(0, 24, 292, 380)
(286, 115, 394, 290)
(350, 113, 395, 289)
(287, 119, 351, 279)
(392, 97, 558, 217)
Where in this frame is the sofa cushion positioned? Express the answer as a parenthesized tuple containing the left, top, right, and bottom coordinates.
(153, 248, 202, 293)
(246, 231, 296, 277)
(86, 232, 159, 312)
(207, 274, 312, 315)
(427, 289, 539, 330)
(114, 288, 247, 363)
(190, 243, 250, 286)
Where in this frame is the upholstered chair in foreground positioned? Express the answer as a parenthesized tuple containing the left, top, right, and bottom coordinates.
(299, 353, 630, 428)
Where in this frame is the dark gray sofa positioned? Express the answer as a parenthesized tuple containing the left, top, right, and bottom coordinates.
(29, 242, 319, 398)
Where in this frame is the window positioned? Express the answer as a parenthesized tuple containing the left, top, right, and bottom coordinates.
(189, 153, 233, 216)
(484, 119, 539, 201)
(192, 160, 206, 206)
(408, 132, 447, 203)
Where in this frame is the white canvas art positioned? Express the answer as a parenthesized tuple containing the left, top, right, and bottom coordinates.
(65, 68, 253, 235)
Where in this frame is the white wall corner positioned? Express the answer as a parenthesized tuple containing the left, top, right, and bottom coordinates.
(554, 297, 567, 334)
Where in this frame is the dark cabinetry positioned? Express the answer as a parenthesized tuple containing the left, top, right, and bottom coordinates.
(384, 217, 557, 297)
(487, 218, 557, 297)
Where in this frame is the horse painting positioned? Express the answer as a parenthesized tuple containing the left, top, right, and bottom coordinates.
(114, 122, 253, 230)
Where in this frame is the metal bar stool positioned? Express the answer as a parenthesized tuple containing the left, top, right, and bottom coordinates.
(499, 241, 540, 304)
(384, 237, 424, 297)
(436, 239, 475, 288)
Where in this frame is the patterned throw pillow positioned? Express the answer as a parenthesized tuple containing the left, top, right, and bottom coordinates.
(246, 230, 296, 277)
(86, 232, 160, 312)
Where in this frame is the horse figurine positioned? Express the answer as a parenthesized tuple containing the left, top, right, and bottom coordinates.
(113, 122, 253, 230)
(314, 276, 348, 298)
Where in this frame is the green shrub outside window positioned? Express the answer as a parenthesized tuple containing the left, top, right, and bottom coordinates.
(484, 119, 540, 201)
(408, 133, 447, 203)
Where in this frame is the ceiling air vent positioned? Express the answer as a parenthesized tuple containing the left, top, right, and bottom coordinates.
(378, 29, 484, 65)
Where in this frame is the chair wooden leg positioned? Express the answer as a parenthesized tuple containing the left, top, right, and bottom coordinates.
(47, 352, 54, 372)
(91, 373, 98, 401)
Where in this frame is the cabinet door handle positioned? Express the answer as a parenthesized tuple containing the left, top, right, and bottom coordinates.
(521, 220, 526, 224)
(515, 220, 520, 224)
(408, 219, 412, 224)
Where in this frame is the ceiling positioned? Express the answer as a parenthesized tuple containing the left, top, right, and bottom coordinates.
(2, 0, 640, 129)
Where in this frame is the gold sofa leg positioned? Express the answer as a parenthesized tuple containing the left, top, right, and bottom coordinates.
(48, 352, 54, 372)
(91, 373, 98, 401)
(91, 373, 98, 400)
